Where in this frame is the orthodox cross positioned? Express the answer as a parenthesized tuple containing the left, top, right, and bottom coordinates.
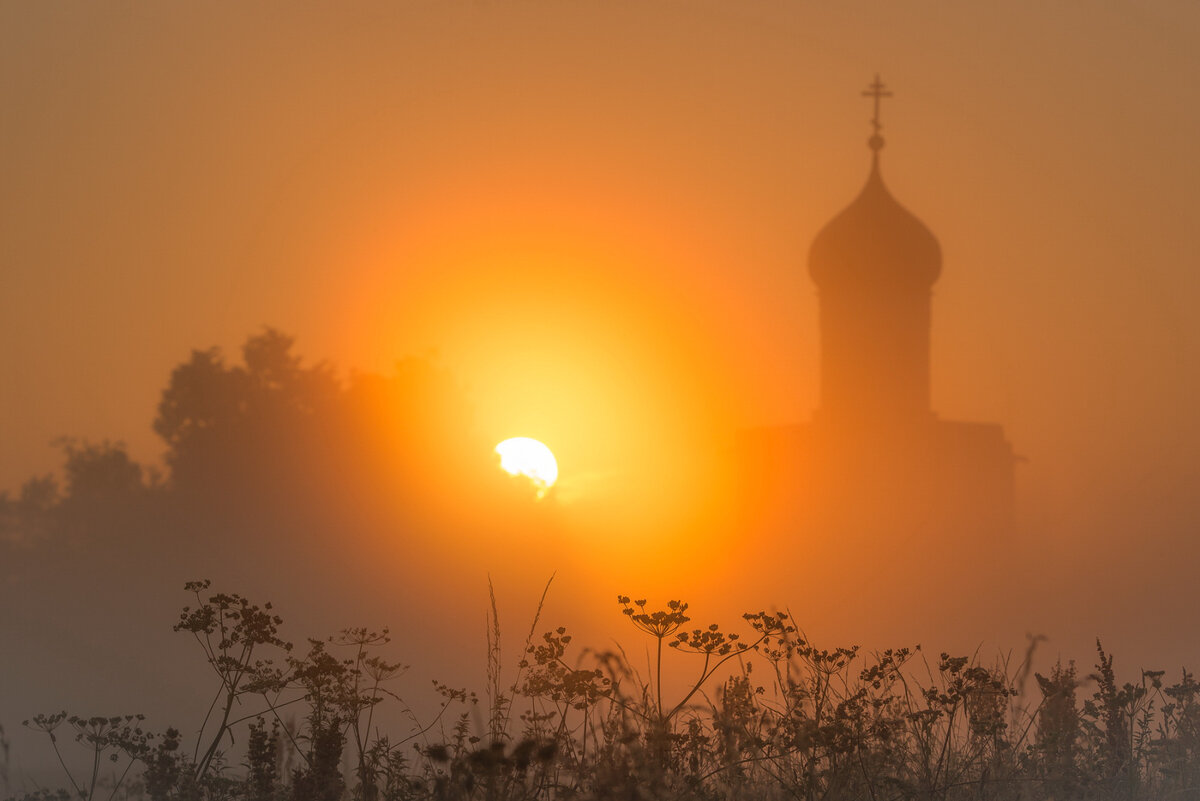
(862, 74, 892, 150)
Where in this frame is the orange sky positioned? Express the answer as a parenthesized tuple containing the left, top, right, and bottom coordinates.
(3, 2, 1200, 666)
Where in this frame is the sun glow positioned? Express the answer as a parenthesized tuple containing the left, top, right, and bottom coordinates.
(495, 437, 559, 498)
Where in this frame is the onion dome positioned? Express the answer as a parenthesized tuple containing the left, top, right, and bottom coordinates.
(808, 77, 942, 291)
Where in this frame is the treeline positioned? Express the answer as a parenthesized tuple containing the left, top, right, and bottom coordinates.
(0, 329, 536, 564)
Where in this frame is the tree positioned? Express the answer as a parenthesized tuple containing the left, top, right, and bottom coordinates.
(59, 439, 144, 503)
(153, 329, 339, 495)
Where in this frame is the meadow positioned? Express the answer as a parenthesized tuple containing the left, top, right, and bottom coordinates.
(8, 576, 1199, 801)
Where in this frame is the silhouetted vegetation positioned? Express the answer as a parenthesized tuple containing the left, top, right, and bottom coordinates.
(0, 328, 541, 588)
(11, 581, 1200, 801)
(6, 331, 1199, 798)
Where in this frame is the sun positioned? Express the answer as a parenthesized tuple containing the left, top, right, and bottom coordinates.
(494, 437, 559, 498)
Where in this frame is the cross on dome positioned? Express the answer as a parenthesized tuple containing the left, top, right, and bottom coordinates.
(862, 74, 892, 152)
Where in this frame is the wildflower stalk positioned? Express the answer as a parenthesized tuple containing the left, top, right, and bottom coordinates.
(173, 580, 291, 778)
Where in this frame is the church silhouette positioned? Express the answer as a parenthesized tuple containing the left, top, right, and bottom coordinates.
(739, 78, 1016, 553)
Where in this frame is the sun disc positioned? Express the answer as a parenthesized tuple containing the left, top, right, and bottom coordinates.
(494, 437, 559, 496)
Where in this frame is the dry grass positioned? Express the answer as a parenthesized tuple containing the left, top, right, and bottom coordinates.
(12, 583, 1200, 801)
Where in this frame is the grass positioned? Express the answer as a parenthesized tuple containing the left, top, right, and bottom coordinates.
(11, 581, 1200, 801)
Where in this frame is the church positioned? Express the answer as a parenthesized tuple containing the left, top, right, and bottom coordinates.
(738, 78, 1016, 554)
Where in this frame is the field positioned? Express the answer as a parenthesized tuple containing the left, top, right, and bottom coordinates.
(9, 579, 1198, 801)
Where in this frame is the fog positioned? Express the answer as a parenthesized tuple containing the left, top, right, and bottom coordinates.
(2, 0, 1199, 791)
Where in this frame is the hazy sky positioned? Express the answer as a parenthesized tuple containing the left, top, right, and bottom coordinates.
(3, 2, 1200, 665)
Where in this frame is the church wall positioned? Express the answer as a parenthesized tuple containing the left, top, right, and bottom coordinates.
(817, 287, 933, 423)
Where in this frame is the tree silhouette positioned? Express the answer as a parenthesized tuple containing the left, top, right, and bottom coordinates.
(60, 439, 144, 503)
(154, 330, 340, 498)
(0, 327, 549, 593)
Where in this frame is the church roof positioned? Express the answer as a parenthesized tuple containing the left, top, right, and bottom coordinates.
(808, 80, 942, 292)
